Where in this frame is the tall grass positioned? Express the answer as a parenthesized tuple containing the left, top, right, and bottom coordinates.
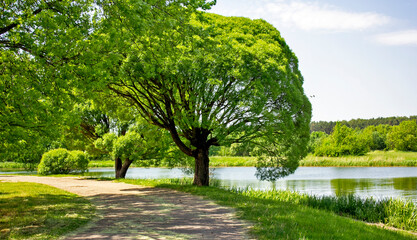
(0, 162, 25, 169)
(300, 151, 417, 167)
(232, 188, 417, 231)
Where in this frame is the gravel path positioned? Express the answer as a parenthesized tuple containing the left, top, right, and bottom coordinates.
(0, 175, 251, 240)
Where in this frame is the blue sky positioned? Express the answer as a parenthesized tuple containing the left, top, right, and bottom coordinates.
(207, 0, 417, 121)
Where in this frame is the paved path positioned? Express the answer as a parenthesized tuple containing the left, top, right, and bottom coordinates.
(0, 175, 251, 240)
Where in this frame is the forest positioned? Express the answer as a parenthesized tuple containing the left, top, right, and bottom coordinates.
(310, 116, 417, 134)
(211, 118, 417, 157)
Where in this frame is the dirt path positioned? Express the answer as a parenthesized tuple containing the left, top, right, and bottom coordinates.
(0, 175, 251, 240)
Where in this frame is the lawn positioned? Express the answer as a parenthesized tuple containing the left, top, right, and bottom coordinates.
(0, 182, 95, 239)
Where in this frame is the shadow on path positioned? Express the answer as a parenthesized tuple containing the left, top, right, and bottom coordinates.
(0, 176, 251, 240)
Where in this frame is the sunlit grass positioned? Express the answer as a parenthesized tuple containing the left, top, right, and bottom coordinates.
(301, 151, 417, 167)
(118, 178, 417, 240)
(0, 182, 95, 239)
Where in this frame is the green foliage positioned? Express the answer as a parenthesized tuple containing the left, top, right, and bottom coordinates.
(37, 148, 89, 175)
(307, 131, 328, 153)
(1, 0, 97, 167)
(91, 7, 311, 184)
(0, 182, 94, 239)
(385, 199, 417, 231)
(314, 123, 369, 157)
(311, 116, 417, 134)
(387, 120, 417, 151)
(94, 120, 190, 167)
(361, 125, 391, 151)
(69, 150, 89, 172)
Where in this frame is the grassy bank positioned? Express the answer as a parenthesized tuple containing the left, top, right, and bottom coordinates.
(0, 182, 95, 239)
(300, 151, 417, 167)
(210, 151, 417, 167)
(118, 178, 417, 239)
(2, 151, 417, 170)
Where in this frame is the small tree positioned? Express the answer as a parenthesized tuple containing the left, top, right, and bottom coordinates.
(307, 131, 328, 153)
(314, 123, 368, 157)
(387, 120, 417, 151)
(95, 121, 188, 178)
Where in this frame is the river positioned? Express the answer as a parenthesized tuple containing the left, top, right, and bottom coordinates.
(3, 167, 417, 202)
(86, 166, 417, 202)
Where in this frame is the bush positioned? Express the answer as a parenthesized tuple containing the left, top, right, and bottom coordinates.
(314, 123, 369, 157)
(69, 150, 89, 173)
(38, 149, 89, 175)
(387, 120, 417, 151)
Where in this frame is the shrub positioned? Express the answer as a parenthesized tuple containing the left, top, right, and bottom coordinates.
(68, 150, 89, 173)
(387, 120, 417, 151)
(38, 149, 89, 175)
(314, 123, 369, 157)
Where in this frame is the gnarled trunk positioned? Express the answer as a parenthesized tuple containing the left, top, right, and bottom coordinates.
(115, 157, 133, 179)
(193, 148, 210, 186)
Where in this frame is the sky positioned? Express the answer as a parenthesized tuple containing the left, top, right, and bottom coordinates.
(207, 0, 417, 121)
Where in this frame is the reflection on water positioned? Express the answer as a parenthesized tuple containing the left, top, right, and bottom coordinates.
(330, 179, 374, 196)
(3, 166, 417, 202)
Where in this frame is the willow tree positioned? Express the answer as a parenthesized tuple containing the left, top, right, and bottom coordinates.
(96, 11, 311, 186)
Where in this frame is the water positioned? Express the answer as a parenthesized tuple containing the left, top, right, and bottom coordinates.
(3, 167, 417, 202)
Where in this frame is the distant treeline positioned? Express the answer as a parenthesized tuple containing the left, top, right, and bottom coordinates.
(311, 116, 417, 134)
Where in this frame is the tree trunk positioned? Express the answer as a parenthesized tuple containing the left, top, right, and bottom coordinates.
(193, 148, 210, 186)
(115, 157, 132, 179)
(115, 157, 122, 178)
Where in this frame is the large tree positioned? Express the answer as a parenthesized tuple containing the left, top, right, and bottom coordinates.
(1, 0, 96, 167)
(93, 12, 311, 185)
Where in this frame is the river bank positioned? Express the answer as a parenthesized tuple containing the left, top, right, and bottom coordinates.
(2, 151, 417, 170)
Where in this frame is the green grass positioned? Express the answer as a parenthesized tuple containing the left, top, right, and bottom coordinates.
(117, 178, 417, 240)
(301, 151, 417, 167)
(0, 182, 95, 239)
(209, 151, 417, 167)
(2, 150, 417, 170)
(209, 156, 257, 166)
(0, 162, 26, 170)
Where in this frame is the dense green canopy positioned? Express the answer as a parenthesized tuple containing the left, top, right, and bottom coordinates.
(2, 1, 311, 184)
(96, 12, 312, 184)
(1, 0, 96, 166)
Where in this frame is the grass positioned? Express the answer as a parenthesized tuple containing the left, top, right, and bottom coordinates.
(210, 151, 417, 167)
(0, 162, 26, 170)
(117, 178, 417, 240)
(301, 151, 417, 167)
(0, 182, 95, 239)
(2, 151, 417, 170)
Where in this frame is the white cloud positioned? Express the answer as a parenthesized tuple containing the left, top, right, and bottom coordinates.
(375, 30, 417, 46)
(262, 1, 391, 31)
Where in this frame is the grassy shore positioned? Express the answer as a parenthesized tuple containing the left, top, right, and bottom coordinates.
(210, 151, 417, 167)
(0, 182, 95, 239)
(118, 178, 417, 239)
(83, 150, 417, 168)
(2, 151, 417, 170)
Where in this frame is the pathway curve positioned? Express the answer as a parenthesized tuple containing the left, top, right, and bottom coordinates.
(0, 175, 251, 240)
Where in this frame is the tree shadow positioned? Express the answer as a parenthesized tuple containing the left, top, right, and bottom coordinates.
(1, 193, 94, 239)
